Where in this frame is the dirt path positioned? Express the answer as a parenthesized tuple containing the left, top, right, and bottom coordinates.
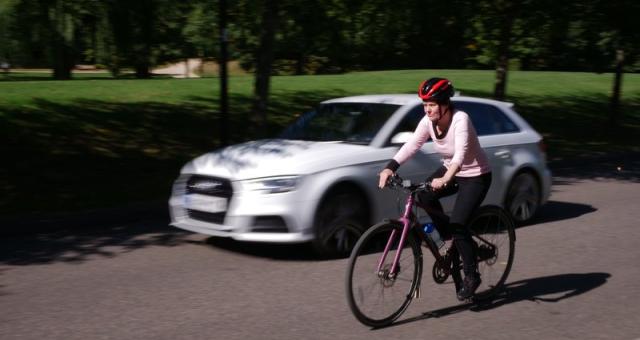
(153, 58, 202, 78)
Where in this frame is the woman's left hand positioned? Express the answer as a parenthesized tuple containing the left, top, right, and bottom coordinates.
(431, 177, 449, 191)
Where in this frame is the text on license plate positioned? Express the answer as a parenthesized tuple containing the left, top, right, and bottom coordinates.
(184, 194, 228, 213)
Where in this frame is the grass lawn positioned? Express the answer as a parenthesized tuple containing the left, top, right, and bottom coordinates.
(1, 69, 639, 216)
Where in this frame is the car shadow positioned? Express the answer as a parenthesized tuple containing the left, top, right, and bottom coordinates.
(203, 236, 321, 261)
(380, 272, 610, 329)
(518, 200, 597, 227)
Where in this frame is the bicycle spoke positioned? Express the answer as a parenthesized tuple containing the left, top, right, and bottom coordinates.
(467, 206, 515, 300)
(347, 222, 421, 327)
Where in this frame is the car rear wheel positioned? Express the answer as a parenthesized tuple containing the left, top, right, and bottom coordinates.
(313, 189, 367, 258)
(505, 172, 541, 224)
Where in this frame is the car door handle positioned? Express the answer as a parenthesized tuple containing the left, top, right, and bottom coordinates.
(494, 150, 511, 159)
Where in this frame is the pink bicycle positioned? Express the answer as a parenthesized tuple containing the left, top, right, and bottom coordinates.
(346, 174, 516, 327)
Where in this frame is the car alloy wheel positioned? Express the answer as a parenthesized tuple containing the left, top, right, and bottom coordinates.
(313, 189, 366, 258)
(506, 172, 540, 224)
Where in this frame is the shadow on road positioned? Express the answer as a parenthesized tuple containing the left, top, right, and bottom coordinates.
(520, 200, 597, 227)
(0, 220, 189, 266)
(203, 199, 598, 261)
(203, 237, 320, 261)
(549, 152, 640, 183)
(385, 272, 610, 329)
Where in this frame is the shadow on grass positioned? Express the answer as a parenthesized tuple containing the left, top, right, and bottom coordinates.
(383, 272, 610, 329)
(512, 93, 640, 158)
(548, 151, 640, 182)
(0, 72, 175, 82)
(0, 89, 346, 215)
(0, 89, 638, 217)
(0, 218, 187, 266)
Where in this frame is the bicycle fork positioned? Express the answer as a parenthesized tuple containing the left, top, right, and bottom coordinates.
(378, 194, 415, 276)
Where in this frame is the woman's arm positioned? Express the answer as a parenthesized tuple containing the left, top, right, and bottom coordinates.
(391, 116, 431, 166)
(378, 116, 431, 188)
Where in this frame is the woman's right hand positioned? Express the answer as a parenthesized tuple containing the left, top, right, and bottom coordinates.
(378, 169, 394, 189)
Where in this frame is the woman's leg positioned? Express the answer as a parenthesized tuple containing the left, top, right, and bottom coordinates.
(417, 166, 458, 235)
(449, 173, 492, 299)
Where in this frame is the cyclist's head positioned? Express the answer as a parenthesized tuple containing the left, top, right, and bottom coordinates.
(418, 77, 454, 104)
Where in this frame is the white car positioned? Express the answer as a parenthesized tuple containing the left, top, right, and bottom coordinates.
(169, 94, 551, 257)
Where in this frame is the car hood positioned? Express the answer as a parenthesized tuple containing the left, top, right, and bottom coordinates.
(184, 139, 381, 180)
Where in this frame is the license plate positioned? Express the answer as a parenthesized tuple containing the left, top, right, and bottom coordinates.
(184, 194, 228, 213)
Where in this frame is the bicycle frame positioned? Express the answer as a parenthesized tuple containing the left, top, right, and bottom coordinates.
(377, 185, 447, 277)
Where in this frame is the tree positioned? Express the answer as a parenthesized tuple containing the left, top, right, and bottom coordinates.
(598, 0, 639, 125)
(0, 0, 19, 65)
(251, 0, 279, 134)
(465, 0, 524, 100)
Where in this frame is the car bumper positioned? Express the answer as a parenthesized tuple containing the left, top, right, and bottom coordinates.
(168, 189, 317, 244)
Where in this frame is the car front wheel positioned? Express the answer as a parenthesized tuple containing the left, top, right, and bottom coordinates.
(313, 189, 366, 258)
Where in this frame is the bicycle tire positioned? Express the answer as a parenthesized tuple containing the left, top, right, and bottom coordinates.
(467, 205, 516, 300)
(345, 221, 422, 327)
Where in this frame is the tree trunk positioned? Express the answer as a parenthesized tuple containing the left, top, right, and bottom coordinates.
(135, 63, 151, 78)
(494, 55, 508, 101)
(295, 52, 305, 75)
(219, 0, 229, 146)
(493, 2, 516, 101)
(52, 0, 74, 80)
(251, 0, 279, 136)
(610, 49, 624, 126)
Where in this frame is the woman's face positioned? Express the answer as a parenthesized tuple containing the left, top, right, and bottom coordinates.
(423, 101, 445, 122)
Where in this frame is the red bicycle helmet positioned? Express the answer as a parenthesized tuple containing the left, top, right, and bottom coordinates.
(418, 77, 454, 102)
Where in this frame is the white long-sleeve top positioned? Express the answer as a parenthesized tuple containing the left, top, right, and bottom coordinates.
(393, 110, 491, 177)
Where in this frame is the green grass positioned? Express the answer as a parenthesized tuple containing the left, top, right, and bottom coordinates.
(1, 69, 639, 216)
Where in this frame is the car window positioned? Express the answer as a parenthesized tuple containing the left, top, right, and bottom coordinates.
(391, 104, 424, 137)
(454, 102, 520, 136)
(280, 103, 400, 144)
(387, 105, 425, 145)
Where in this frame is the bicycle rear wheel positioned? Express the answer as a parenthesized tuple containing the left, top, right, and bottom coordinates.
(468, 205, 515, 300)
(346, 221, 422, 327)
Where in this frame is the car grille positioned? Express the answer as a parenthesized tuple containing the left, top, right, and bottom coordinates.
(185, 175, 232, 224)
(251, 216, 288, 233)
(186, 210, 227, 225)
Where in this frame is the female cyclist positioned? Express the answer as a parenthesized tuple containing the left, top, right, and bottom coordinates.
(378, 77, 492, 300)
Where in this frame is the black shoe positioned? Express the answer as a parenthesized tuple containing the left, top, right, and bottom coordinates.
(457, 274, 481, 301)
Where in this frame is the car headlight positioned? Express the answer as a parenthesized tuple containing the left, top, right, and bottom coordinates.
(239, 176, 300, 194)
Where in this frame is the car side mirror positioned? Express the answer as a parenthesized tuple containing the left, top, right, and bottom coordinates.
(390, 132, 413, 145)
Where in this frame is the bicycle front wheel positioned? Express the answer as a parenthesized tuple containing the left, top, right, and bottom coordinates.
(468, 205, 516, 300)
(346, 221, 422, 327)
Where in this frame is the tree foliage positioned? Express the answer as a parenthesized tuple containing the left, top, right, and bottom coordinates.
(1, 0, 637, 78)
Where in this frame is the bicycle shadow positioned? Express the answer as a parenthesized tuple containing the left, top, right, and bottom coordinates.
(383, 272, 610, 329)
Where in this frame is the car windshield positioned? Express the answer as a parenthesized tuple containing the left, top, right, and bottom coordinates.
(280, 103, 400, 144)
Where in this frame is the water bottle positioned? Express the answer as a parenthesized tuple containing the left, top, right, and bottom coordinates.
(423, 222, 445, 249)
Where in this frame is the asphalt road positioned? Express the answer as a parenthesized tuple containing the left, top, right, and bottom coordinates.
(2, 174, 640, 340)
